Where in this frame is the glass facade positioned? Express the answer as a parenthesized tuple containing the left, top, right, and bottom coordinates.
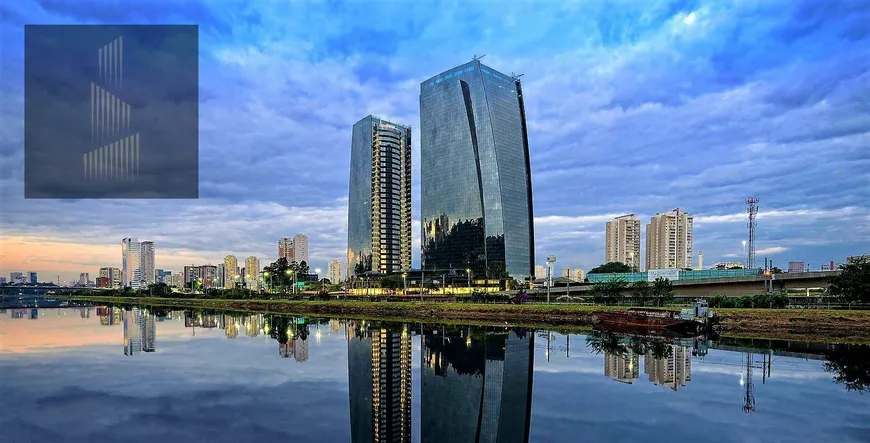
(348, 115, 412, 277)
(420, 61, 535, 280)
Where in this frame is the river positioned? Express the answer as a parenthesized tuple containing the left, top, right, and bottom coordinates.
(1, 306, 869, 442)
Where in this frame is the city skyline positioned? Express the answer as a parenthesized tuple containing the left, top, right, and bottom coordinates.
(2, 1, 869, 282)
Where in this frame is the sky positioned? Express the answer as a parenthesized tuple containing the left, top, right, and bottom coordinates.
(0, 0, 869, 283)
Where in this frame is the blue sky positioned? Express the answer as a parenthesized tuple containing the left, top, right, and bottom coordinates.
(0, 0, 868, 281)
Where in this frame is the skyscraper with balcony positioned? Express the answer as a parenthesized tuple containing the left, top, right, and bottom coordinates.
(121, 238, 141, 288)
(328, 259, 343, 283)
(245, 256, 260, 289)
(605, 214, 641, 271)
(223, 255, 239, 289)
(347, 115, 412, 277)
(645, 208, 694, 271)
(140, 241, 155, 285)
(420, 60, 535, 280)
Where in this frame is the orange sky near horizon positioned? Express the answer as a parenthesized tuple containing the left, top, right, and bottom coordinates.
(0, 236, 212, 282)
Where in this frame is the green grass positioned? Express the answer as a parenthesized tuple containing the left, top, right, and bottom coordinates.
(69, 295, 870, 342)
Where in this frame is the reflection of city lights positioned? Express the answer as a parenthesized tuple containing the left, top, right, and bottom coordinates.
(739, 374, 745, 386)
(316, 330, 322, 339)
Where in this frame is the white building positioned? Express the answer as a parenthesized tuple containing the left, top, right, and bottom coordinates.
(328, 259, 343, 284)
(277, 234, 310, 264)
(646, 208, 694, 271)
(534, 265, 546, 280)
(245, 256, 261, 289)
(122, 238, 142, 288)
(605, 214, 642, 271)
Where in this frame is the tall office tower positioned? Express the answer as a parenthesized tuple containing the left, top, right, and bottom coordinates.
(139, 241, 155, 285)
(223, 255, 239, 289)
(421, 327, 534, 443)
(278, 237, 294, 261)
(347, 115, 412, 277)
(645, 208, 694, 271)
(420, 60, 535, 280)
(182, 265, 200, 286)
(348, 324, 413, 443)
(121, 238, 142, 288)
(216, 263, 225, 288)
(605, 214, 642, 271)
(28, 271, 37, 284)
(328, 259, 343, 283)
(245, 256, 260, 289)
(604, 350, 640, 384)
(644, 345, 692, 391)
(200, 265, 218, 288)
(293, 234, 309, 264)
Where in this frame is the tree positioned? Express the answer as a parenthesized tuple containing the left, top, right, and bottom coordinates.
(827, 256, 870, 303)
(651, 277, 674, 307)
(145, 282, 171, 297)
(589, 278, 628, 305)
(631, 280, 651, 304)
(588, 262, 634, 274)
(824, 344, 870, 393)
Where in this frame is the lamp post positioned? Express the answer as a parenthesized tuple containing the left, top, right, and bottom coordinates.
(566, 267, 570, 298)
(402, 272, 407, 296)
(546, 255, 556, 304)
(466, 268, 471, 291)
(263, 271, 272, 294)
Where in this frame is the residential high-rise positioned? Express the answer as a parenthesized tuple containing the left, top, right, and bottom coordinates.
(420, 60, 535, 280)
(349, 323, 412, 443)
(605, 214, 641, 271)
(78, 273, 89, 286)
(183, 265, 200, 286)
(200, 265, 218, 288)
(347, 116, 412, 277)
(217, 263, 225, 288)
(534, 265, 546, 280)
(121, 238, 141, 288)
(223, 255, 239, 289)
(99, 267, 121, 288)
(278, 235, 310, 264)
(645, 208, 694, 271)
(10, 272, 25, 284)
(278, 237, 294, 261)
(28, 271, 37, 285)
(245, 256, 260, 289)
(328, 259, 343, 284)
(140, 241, 155, 285)
(293, 234, 309, 264)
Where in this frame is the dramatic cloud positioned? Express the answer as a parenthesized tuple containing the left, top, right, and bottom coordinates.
(1, 0, 868, 280)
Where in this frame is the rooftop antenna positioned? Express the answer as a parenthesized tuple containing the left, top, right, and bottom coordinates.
(511, 72, 525, 81)
(473, 54, 486, 61)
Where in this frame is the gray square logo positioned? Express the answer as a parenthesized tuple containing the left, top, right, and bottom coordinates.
(24, 25, 199, 199)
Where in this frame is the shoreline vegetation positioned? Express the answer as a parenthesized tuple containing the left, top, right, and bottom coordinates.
(69, 295, 870, 343)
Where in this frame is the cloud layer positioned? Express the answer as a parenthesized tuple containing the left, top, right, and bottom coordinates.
(1, 0, 868, 280)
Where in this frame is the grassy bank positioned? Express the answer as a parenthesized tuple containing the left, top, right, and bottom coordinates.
(69, 296, 870, 342)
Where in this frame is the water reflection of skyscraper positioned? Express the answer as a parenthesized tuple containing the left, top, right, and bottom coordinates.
(348, 322, 412, 443)
(122, 308, 156, 355)
(420, 327, 534, 443)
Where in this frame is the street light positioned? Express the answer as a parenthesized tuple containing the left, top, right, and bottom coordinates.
(263, 271, 272, 294)
(466, 268, 472, 291)
(546, 255, 556, 304)
(285, 270, 294, 295)
(402, 272, 407, 296)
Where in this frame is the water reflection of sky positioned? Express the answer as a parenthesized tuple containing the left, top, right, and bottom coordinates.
(1, 308, 869, 443)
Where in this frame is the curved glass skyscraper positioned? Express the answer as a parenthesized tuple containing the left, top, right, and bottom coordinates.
(420, 60, 535, 280)
(347, 115, 413, 277)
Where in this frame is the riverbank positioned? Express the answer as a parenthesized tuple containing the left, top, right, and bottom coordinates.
(70, 296, 870, 342)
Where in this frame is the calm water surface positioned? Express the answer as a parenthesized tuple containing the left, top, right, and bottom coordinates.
(1, 307, 869, 443)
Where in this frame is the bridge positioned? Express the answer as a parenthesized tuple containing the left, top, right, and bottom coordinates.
(531, 271, 837, 298)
